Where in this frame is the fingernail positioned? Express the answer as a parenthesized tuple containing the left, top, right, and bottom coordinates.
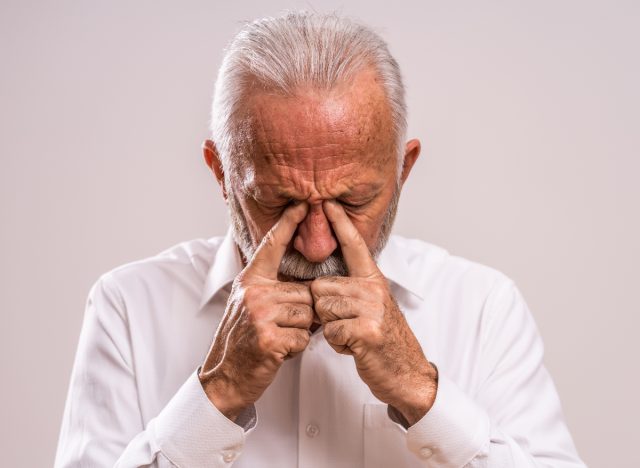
(293, 201, 308, 218)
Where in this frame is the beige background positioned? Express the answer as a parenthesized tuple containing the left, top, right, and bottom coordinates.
(1, 1, 638, 466)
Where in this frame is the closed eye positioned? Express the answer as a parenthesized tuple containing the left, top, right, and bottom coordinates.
(338, 199, 368, 209)
(267, 200, 294, 209)
(250, 195, 293, 211)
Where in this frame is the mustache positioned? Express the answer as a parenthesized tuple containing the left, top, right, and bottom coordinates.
(279, 247, 349, 280)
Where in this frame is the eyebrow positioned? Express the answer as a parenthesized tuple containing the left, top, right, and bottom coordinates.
(273, 182, 384, 200)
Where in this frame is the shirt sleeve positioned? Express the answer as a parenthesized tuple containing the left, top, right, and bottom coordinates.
(54, 275, 256, 468)
(388, 279, 586, 467)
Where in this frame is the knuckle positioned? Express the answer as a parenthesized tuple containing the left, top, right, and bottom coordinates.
(287, 304, 313, 327)
(322, 323, 334, 341)
(291, 283, 313, 304)
(324, 296, 339, 313)
(370, 282, 388, 300)
(314, 297, 329, 317)
(336, 296, 348, 311)
(242, 284, 270, 307)
(375, 303, 387, 319)
(309, 279, 323, 297)
(324, 321, 345, 343)
(257, 327, 276, 352)
(362, 318, 382, 342)
(315, 295, 328, 310)
(329, 296, 347, 313)
(286, 330, 308, 354)
(295, 330, 311, 348)
(316, 296, 343, 320)
(287, 304, 303, 320)
(301, 305, 314, 326)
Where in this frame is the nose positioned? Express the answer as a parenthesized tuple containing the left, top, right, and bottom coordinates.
(293, 202, 338, 263)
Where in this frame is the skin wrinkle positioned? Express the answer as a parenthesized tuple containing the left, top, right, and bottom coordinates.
(244, 173, 382, 211)
(247, 80, 390, 168)
(225, 67, 404, 279)
(252, 166, 378, 196)
(259, 161, 359, 172)
(200, 60, 434, 425)
(248, 181, 381, 207)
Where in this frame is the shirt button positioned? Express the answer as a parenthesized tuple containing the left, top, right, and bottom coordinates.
(419, 447, 433, 459)
(305, 423, 320, 438)
(221, 450, 237, 463)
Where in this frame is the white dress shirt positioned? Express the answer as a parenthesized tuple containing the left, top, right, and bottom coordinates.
(55, 229, 586, 467)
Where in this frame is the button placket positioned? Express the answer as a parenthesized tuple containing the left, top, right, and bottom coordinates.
(298, 332, 326, 466)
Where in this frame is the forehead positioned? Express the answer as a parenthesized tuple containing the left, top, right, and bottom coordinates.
(236, 69, 397, 195)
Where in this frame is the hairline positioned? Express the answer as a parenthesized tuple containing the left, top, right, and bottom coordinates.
(223, 69, 404, 186)
(210, 12, 408, 186)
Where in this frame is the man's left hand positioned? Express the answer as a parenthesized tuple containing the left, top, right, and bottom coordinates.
(310, 200, 438, 426)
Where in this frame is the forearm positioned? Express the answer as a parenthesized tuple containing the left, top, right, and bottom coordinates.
(55, 277, 256, 468)
(388, 374, 585, 467)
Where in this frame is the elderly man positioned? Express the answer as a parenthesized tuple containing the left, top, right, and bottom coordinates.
(55, 11, 585, 468)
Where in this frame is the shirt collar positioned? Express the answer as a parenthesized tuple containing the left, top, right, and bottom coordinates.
(199, 227, 244, 310)
(199, 229, 424, 310)
(376, 236, 425, 301)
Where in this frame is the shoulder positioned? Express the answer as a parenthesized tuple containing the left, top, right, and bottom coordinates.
(386, 234, 515, 301)
(387, 236, 535, 371)
(93, 236, 226, 299)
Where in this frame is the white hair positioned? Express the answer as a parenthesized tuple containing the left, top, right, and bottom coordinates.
(210, 11, 408, 181)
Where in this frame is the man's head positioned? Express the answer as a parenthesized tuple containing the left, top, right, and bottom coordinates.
(203, 11, 420, 280)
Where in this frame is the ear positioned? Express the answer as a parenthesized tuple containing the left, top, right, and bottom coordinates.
(202, 139, 228, 201)
(399, 138, 421, 185)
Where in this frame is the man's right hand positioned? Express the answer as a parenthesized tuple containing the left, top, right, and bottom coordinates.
(198, 202, 313, 422)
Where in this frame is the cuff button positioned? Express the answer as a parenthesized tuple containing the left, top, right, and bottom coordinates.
(419, 447, 433, 459)
(222, 450, 237, 463)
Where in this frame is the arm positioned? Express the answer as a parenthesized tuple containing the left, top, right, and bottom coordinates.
(54, 276, 255, 468)
(55, 202, 312, 467)
(393, 280, 586, 467)
(311, 200, 585, 466)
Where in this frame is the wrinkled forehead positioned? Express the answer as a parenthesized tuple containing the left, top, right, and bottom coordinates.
(234, 69, 398, 175)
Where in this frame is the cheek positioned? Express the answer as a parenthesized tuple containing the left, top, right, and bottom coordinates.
(348, 208, 386, 246)
(347, 186, 397, 245)
(238, 197, 280, 242)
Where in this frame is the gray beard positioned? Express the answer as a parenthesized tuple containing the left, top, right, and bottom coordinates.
(226, 182, 401, 280)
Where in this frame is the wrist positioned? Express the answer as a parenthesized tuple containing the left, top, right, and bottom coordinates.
(198, 367, 248, 422)
(392, 360, 439, 426)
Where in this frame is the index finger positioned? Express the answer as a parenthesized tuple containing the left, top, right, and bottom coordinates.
(322, 200, 379, 278)
(246, 202, 308, 279)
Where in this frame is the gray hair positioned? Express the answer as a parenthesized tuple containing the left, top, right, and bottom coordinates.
(210, 11, 407, 181)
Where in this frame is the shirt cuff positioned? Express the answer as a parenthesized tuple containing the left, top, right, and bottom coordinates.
(150, 368, 257, 467)
(388, 374, 490, 466)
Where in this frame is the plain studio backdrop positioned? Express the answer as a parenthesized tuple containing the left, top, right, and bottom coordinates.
(1, 1, 638, 466)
